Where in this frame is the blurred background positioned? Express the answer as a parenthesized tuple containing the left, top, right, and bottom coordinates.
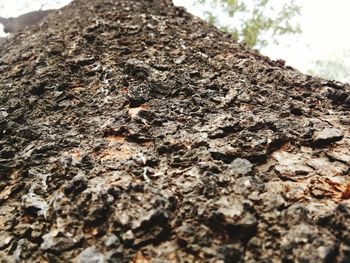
(0, 0, 349, 83)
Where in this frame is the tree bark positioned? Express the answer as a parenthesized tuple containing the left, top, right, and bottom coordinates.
(0, 0, 349, 262)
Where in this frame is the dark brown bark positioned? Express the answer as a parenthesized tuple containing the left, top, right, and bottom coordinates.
(0, 0, 349, 262)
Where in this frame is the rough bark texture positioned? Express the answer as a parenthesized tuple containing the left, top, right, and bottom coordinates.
(0, 0, 350, 262)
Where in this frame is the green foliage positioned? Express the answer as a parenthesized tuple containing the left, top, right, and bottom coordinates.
(195, 0, 301, 49)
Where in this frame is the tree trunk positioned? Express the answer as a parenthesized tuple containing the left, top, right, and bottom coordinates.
(0, 0, 349, 262)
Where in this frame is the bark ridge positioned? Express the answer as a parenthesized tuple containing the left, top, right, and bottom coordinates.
(0, 0, 350, 261)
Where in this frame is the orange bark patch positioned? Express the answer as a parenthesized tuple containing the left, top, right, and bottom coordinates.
(308, 177, 350, 201)
(341, 182, 350, 200)
(105, 135, 126, 143)
(167, 252, 178, 263)
(95, 146, 135, 161)
(132, 251, 151, 263)
(71, 149, 81, 159)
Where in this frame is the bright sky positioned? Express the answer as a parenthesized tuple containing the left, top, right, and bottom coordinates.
(262, 0, 350, 74)
(0, 0, 349, 82)
(0, 0, 71, 16)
